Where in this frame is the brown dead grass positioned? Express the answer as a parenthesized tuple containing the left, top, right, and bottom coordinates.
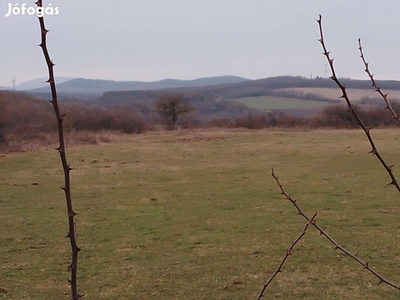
(0, 130, 118, 153)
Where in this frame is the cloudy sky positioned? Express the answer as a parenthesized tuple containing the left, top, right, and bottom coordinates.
(1, 1, 400, 87)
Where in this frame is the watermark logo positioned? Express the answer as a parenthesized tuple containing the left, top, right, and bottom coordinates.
(5, 3, 59, 17)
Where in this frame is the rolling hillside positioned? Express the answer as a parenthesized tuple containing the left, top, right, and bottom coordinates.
(18, 75, 400, 119)
(24, 75, 250, 96)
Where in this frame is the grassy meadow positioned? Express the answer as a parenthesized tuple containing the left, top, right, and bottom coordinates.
(1, 129, 400, 299)
(276, 87, 400, 102)
(230, 88, 400, 112)
(229, 95, 329, 110)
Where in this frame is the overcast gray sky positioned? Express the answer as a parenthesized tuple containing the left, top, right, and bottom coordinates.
(1, 1, 400, 87)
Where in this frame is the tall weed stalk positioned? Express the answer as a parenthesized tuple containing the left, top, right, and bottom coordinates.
(35, 1, 81, 298)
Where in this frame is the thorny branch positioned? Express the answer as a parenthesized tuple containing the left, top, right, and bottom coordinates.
(35, 1, 81, 299)
(358, 39, 400, 123)
(264, 168, 400, 293)
(257, 212, 317, 300)
(317, 14, 400, 193)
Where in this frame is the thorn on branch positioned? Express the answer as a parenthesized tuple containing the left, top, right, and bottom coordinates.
(310, 216, 317, 225)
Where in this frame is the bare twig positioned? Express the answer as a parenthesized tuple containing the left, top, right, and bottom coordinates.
(267, 168, 400, 291)
(358, 38, 400, 123)
(317, 14, 400, 192)
(35, 1, 81, 299)
(257, 212, 317, 300)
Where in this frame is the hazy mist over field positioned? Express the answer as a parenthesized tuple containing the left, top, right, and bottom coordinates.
(1, 1, 400, 87)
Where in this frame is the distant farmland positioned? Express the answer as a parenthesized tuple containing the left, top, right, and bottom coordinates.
(229, 87, 400, 115)
(229, 95, 330, 111)
(276, 87, 400, 102)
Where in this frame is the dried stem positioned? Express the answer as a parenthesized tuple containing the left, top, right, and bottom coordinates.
(317, 14, 400, 192)
(257, 212, 317, 300)
(267, 168, 400, 291)
(35, 1, 81, 299)
(357, 38, 400, 123)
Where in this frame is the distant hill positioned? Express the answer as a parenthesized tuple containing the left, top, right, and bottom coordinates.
(16, 77, 73, 90)
(24, 75, 250, 97)
(10, 75, 400, 124)
(97, 76, 400, 105)
(21, 75, 400, 107)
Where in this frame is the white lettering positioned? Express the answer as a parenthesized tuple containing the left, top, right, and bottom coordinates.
(12, 3, 20, 16)
(45, 3, 53, 16)
(4, 2, 11, 17)
(21, 3, 27, 15)
(26, 7, 35, 16)
(4, 2, 60, 17)
(36, 6, 44, 17)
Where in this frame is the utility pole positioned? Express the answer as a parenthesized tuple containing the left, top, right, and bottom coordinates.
(11, 77, 16, 91)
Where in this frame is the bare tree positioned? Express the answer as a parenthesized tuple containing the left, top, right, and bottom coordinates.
(156, 94, 193, 130)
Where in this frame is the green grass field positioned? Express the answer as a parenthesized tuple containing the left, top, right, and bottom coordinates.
(1, 129, 400, 299)
(230, 95, 329, 110)
(230, 88, 400, 112)
(275, 87, 400, 102)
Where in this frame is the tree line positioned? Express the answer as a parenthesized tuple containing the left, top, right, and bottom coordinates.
(1, 90, 399, 149)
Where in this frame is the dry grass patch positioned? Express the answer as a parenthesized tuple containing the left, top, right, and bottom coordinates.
(1, 129, 400, 299)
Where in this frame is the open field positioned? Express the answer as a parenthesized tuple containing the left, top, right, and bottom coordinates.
(276, 87, 400, 102)
(229, 95, 329, 110)
(230, 87, 400, 112)
(1, 129, 400, 299)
